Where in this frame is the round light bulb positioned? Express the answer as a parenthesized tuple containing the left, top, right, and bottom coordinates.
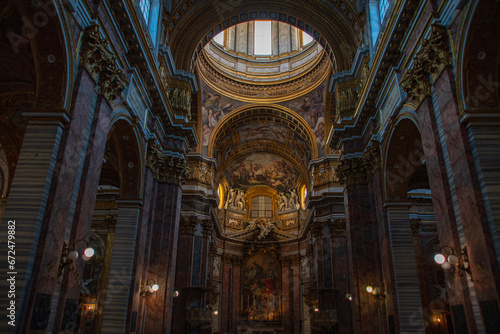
(214, 310, 218, 315)
(314, 308, 319, 312)
(366, 285, 373, 293)
(67, 250, 78, 260)
(447, 254, 459, 265)
(434, 253, 446, 264)
(84, 247, 95, 258)
(441, 262, 452, 270)
(173, 290, 179, 297)
(152, 284, 159, 292)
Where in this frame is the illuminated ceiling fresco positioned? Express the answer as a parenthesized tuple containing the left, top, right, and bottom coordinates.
(224, 153, 299, 193)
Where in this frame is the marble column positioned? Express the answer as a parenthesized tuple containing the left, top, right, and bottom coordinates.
(433, 66, 500, 316)
(337, 158, 381, 334)
(401, 30, 482, 330)
(128, 168, 155, 334)
(0, 110, 69, 333)
(415, 96, 479, 332)
(220, 257, 231, 332)
(281, 260, 290, 333)
(53, 90, 114, 332)
(385, 203, 425, 332)
(170, 216, 196, 334)
(291, 258, 301, 334)
(231, 259, 241, 334)
(94, 214, 117, 333)
(330, 219, 352, 334)
(140, 138, 188, 334)
(101, 200, 142, 333)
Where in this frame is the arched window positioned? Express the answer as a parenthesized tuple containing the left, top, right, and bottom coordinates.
(369, 0, 391, 47)
(138, 0, 151, 23)
(251, 196, 272, 218)
(137, 0, 161, 46)
(254, 21, 272, 55)
(379, 0, 390, 22)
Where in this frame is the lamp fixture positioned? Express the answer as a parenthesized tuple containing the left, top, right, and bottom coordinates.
(366, 284, 385, 299)
(141, 279, 159, 297)
(56, 240, 95, 277)
(345, 293, 352, 301)
(434, 246, 472, 280)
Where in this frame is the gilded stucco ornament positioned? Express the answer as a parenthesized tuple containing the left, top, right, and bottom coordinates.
(80, 24, 128, 102)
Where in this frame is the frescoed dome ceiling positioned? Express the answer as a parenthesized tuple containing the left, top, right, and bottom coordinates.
(192, 19, 335, 243)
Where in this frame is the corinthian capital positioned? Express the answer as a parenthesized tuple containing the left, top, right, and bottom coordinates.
(146, 140, 190, 186)
(80, 24, 128, 101)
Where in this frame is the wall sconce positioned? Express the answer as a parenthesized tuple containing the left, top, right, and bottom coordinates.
(345, 293, 352, 301)
(366, 284, 385, 299)
(173, 290, 179, 297)
(141, 279, 159, 297)
(56, 241, 95, 277)
(434, 246, 472, 279)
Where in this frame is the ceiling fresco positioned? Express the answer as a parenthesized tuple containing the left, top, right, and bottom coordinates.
(238, 124, 288, 144)
(200, 77, 327, 156)
(278, 81, 326, 155)
(224, 153, 299, 193)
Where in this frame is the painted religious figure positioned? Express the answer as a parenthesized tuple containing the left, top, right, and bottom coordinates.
(225, 153, 298, 193)
(242, 253, 281, 322)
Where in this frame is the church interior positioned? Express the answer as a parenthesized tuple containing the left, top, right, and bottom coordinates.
(0, 0, 499, 333)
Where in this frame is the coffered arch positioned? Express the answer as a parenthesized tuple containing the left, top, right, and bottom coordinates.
(165, 0, 362, 72)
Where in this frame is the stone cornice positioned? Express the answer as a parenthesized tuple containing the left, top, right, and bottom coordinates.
(328, 0, 421, 150)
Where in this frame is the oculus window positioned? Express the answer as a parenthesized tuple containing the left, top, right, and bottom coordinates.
(251, 196, 272, 218)
(254, 21, 272, 55)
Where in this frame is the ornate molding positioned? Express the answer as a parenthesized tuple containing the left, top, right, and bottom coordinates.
(186, 160, 213, 188)
(202, 219, 213, 237)
(146, 141, 189, 186)
(80, 24, 128, 101)
(363, 141, 381, 178)
(104, 214, 117, 230)
(410, 219, 422, 236)
(167, 87, 192, 121)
